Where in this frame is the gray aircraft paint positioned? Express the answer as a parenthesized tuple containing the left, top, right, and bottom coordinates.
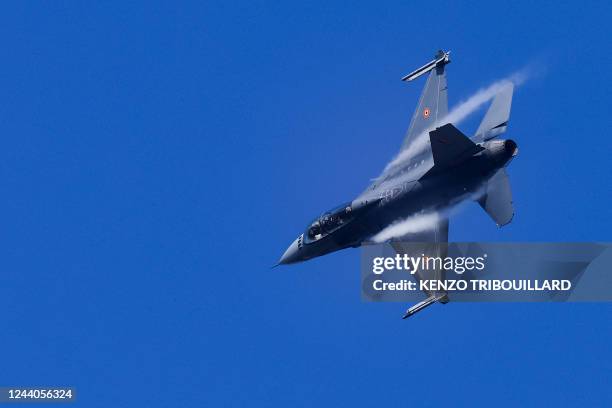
(278, 51, 520, 318)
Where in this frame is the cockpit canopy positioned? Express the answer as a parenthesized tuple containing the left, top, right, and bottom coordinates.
(305, 202, 353, 243)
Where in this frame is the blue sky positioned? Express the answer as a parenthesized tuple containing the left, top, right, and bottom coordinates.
(0, 1, 610, 407)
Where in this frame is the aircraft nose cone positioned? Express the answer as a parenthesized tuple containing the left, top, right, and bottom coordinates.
(278, 237, 301, 265)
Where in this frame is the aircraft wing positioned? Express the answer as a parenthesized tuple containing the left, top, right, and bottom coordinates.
(389, 214, 449, 318)
(360, 51, 450, 197)
(399, 50, 449, 151)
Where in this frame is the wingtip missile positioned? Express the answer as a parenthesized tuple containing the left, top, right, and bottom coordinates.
(401, 50, 451, 82)
(402, 294, 447, 319)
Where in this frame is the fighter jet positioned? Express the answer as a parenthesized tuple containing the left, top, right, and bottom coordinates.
(278, 50, 518, 318)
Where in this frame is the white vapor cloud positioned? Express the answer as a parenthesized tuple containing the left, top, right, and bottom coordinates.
(371, 188, 487, 243)
(372, 211, 443, 243)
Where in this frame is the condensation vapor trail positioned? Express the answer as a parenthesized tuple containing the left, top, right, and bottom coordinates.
(372, 211, 444, 243)
(371, 191, 485, 243)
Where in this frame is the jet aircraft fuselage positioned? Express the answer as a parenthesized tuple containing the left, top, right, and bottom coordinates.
(279, 50, 518, 273)
(278, 137, 517, 265)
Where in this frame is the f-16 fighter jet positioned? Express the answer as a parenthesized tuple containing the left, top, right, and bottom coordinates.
(278, 50, 518, 318)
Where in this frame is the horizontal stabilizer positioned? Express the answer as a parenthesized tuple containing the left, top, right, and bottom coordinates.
(477, 169, 514, 226)
(428, 123, 483, 169)
(474, 84, 514, 142)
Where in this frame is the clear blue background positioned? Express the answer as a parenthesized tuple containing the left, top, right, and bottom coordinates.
(0, 1, 610, 407)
